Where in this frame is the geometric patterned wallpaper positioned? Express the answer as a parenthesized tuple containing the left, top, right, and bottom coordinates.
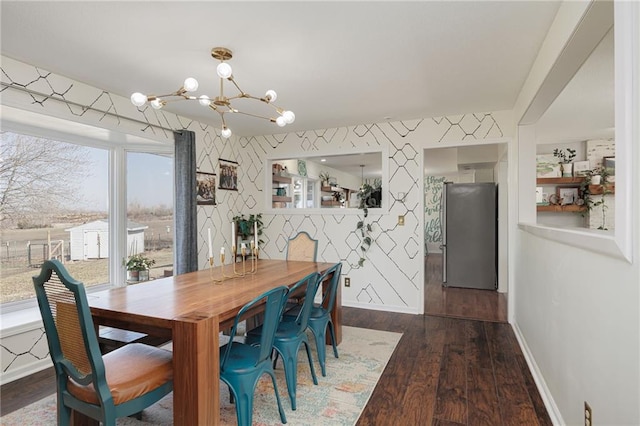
(0, 54, 508, 382)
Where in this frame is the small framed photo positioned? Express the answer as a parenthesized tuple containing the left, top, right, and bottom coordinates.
(196, 171, 217, 205)
(557, 186, 580, 205)
(218, 158, 238, 191)
(573, 160, 590, 176)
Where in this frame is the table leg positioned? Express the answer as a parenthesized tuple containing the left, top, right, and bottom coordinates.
(324, 273, 342, 345)
(172, 312, 219, 425)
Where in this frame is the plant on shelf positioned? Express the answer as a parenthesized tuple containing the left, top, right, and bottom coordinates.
(319, 171, 331, 187)
(232, 213, 264, 245)
(578, 166, 613, 230)
(553, 148, 577, 177)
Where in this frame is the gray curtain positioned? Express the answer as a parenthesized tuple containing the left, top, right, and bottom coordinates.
(174, 130, 198, 275)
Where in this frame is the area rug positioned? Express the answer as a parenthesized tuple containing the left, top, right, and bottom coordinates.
(1, 326, 401, 425)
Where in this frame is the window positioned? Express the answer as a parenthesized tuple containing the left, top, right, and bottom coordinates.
(1, 109, 174, 308)
(126, 152, 174, 281)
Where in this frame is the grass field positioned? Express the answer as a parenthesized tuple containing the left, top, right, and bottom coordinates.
(1, 218, 173, 304)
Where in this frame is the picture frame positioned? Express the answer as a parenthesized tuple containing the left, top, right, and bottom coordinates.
(536, 154, 561, 178)
(603, 156, 615, 182)
(196, 171, 217, 205)
(556, 186, 580, 205)
(218, 158, 238, 191)
(573, 160, 591, 176)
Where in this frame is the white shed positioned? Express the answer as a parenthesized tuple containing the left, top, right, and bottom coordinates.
(66, 220, 148, 261)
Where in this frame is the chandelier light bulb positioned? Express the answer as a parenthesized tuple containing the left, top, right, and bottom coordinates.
(221, 127, 232, 138)
(265, 89, 277, 103)
(130, 92, 147, 107)
(150, 99, 163, 109)
(198, 95, 211, 106)
(283, 110, 295, 124)
(276, 116, 287, 127)
(217, 62, 233, 79)
(183, 77, 199, 92)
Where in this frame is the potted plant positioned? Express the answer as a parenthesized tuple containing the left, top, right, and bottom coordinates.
(319, 171, 331, 187)
(553, 148, 577, 177)
(232, 213, 264, 245)
(125, 253, 155, 282)
(578, 166, 613, 230)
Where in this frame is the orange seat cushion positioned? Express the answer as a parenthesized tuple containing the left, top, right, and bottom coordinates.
(67, 343, 173, 405)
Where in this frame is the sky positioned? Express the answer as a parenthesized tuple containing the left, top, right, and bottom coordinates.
(79, 149, 173, 211)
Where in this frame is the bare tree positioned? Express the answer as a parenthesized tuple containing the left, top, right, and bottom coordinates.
(0, 131, 91, 224)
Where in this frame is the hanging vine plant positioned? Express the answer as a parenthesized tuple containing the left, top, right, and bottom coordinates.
(356, 183, 375, 266)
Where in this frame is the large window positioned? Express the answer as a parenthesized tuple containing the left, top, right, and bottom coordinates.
(126, 152, 174, 281)
(0, 112, 174, 307)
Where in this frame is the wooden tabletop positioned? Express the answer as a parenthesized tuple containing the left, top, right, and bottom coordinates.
(85, 259, 339, 425)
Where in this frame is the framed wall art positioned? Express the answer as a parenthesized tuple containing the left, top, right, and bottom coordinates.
(196, 171, 217, 205)
(218, 158, 238, 191)
(556, 186, 580, 205)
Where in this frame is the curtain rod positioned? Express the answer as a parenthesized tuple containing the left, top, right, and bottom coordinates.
(1, 82, 175, 133)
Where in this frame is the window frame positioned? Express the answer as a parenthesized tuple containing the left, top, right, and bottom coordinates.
(1, 106, 174, 313)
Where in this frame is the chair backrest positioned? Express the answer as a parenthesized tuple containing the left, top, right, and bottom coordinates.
(318, 262, 342, 313)
(32, 260, 110, 400)
(221, 285, 289, 370)
(286, 231, 318, 262)
(289, 272, 320, 333)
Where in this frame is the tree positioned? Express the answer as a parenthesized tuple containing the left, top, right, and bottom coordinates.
(0, 131, 90, 225)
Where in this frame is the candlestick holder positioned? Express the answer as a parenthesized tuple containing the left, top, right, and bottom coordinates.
(249, 246, 259, 274)
(209, 257, 223, 284)
(223, 248, 235, 279)
(232, 245, 246, 277)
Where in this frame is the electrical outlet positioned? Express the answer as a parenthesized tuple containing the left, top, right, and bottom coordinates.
(398, 215, 405, 226)
(585, 401, 592, 426)
(344, 277, 351, 287)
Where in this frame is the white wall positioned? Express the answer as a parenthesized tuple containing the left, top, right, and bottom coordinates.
(512, 2, 640, 424)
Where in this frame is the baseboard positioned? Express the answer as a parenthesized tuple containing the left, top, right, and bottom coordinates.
(0, 359, 50, 385)
(511, 322, 564, 426)
(343, 300, 420, 315)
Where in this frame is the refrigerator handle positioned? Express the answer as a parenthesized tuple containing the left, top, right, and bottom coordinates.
(440, 183, 447, 284)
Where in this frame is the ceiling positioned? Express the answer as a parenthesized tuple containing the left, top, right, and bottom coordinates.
(1, 1, 561, 137)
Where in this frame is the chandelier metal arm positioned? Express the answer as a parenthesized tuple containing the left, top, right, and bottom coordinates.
(130, 47, 295, 138)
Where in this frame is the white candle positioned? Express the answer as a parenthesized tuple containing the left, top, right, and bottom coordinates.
(220, 247, 225, 255)
(207, 228, 213, 259)
(254, 222, 258, 248)
(231, 222, 236, 247)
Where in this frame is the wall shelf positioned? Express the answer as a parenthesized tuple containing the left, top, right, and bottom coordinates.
(536, 177, 585, 184)
(588, 183, 615, 194)
(537, 204, 586, 212)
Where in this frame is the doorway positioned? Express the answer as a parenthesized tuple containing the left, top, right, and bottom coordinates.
(423, 143, 508, 322)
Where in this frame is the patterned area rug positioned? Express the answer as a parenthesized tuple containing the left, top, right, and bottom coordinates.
(1, 326, 401, 425)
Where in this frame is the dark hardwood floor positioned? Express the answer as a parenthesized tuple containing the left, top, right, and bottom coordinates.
(425, 254, 507, 322)
(1, 256, 550, 425)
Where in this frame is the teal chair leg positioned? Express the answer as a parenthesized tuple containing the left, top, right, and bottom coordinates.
(327, 320, 339, 359)
(274, 338, 318, 410)
(309, 321, 328, 377)
(222, 375, 256, 426)
(267, 369, 288, 423)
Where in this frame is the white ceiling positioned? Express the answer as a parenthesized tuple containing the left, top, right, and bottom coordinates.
(1, 1, 562, 137)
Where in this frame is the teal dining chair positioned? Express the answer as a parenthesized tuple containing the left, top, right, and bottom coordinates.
(219, 285, 289, 426)
(32, 260, 173, 426)
(284, 262, 342, 376)
(247, 272, 320, 410)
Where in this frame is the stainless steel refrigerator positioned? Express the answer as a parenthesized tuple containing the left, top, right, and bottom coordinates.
(440, 182, 497, 290)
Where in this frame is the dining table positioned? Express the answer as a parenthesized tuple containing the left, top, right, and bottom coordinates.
(84, 259, 341, 426)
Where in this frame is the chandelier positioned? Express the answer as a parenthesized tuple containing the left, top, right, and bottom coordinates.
(130, 47, 295, 138)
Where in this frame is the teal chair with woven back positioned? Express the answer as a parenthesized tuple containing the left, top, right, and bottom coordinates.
(219, 285, 289, 426)
(283, 262, 342, 376)
(247, 272, 320, 410)
(32, 259, 173, 426)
